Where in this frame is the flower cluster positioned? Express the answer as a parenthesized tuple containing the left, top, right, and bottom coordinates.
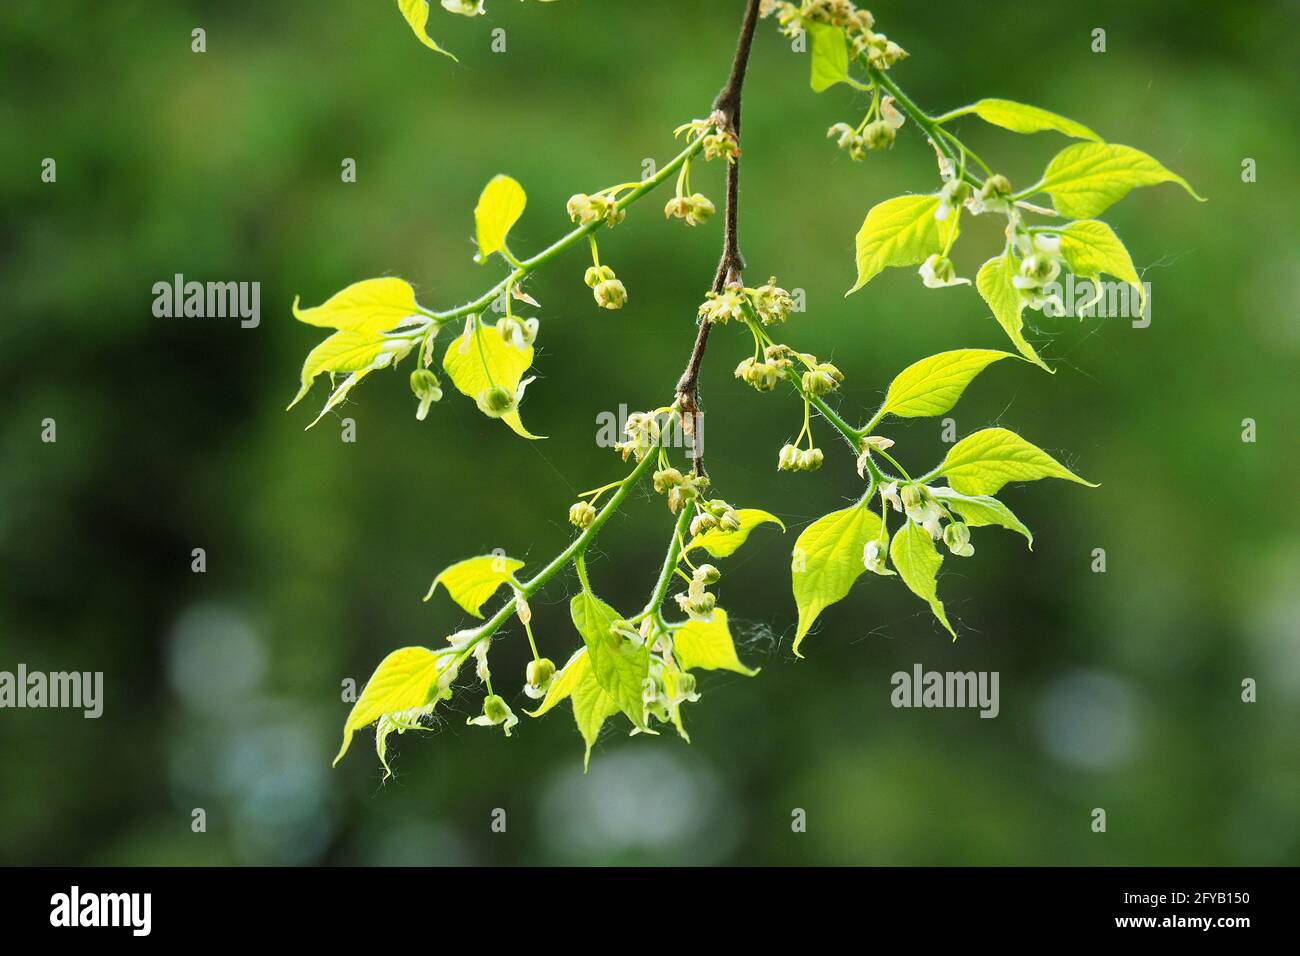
(778, 443, 824, 471)
(763, 1, 906, 70)
(675, 563, 720, 622)
(880, 482, 975, 557)
(614, 411, 661, 462)
(664, 193, 715, 226)
(735, 343, 796, 393)
(584, 264, 627, 310)
(801, 360, 843, 396)
(674, 115, 740, 163)
(689, 497, 741, 537)
(827, 97, 905, 160)
(652, 466, 711, 515)
(566, 192, 626, 228)
(698, 278, 795, 326)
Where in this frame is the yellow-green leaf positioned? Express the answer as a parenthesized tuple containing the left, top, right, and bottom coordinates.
(335, 646, 443, 766)
(570, 588, 648, 729)
(937, 427, 1097, 496)
(1036, 142, 1205, 219)
(1055, 219, 1145, 312)
(292, 278, 426, 334)
(475, 175, 527, 259)
(967, 98, 1099, 140)
(674, 609, 759, 676)
(396, 0, 457, 60)
(423, 554, 525, 617)
(931, 487, 1033, 549)
(889, 522, 954, 639)
(442, 317, 542, 439)
(792, 505, 884, 656)
(976, 254, 1051, 371)
(807, 22, 849, 92)
(880, 349, 1015, 419)
(289, 330, 385, 409)
(526, 647, 622, 770)
(685, 509, 785, 558)
(847, 195, 960, 294)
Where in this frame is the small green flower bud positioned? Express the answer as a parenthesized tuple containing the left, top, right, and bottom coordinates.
(719, 510, 741, 533)
(900, 483, 928, 511)
(803, 447, 825, 471)
(584, 264, 614, 288)
(476, 384, 516, 418)
(689, 512, 719, 536)
(409, 369, 443, 421)
(1020, 253, 1059, 284)
(686, 193, 715, 225)
(675, 672, 697, 700)
(981, 174, 1012, 199)
(778, 443, 799, 471)
(526, 657, 556, 692)
(863, 119, 896, 151)
(941, 179, 972, 206)
(483, 694, 510, 724)
(568, 500, 597, 529)
(593, 278, 627, 310)
(943, 521, 974, 557)
(653, 467, 684, 494)
(694, 563, 721, 585)
(801, 365, 840, 397)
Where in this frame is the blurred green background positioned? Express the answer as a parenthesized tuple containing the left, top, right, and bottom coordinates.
(2, 0, 1297, 866)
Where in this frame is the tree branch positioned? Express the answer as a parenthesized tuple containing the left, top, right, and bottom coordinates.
(676, 0, 762, 475)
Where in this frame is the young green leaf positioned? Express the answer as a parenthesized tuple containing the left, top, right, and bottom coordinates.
(396, 0, 457, 60)
(673, 609, 760, 676)
(526, 647, 621, 771)
(976, 253, 1051, 371)
(889, 522, 954, 639)
(807, 22, 849, 92)
(292, 278, 427, 334)
(965, 99, 1099, 141)
(880, 349, 1015, 419)
(335, 646, 444, 766)
(1035, 142, 1205, 219)
(930, 487, 1033, 548)
(570, 588, 649, 729)
(474, 175, 527, 259)
(791, 504, 884, 656)
(685, 509, 785, 558)
(290, 330, 387, 409)
(423, 554, 525, 617)
(442, 317, 543, 439)
(936, 427, 1097, 496)
(848, 195, 960, 294)
(1054, 219, 1145, 312)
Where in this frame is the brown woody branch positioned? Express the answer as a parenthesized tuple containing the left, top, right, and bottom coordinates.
(676, 0, 762, 476)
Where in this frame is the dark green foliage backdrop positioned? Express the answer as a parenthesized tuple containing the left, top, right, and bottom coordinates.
(1, 0, 1297, 864)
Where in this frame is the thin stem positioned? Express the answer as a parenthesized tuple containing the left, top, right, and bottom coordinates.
(641, 503, 696, 620)
(453, 436, 667, 656)
(415, 136, 706, 330)
(779, 366, 863, 453)
(869, 67, 985, 191)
